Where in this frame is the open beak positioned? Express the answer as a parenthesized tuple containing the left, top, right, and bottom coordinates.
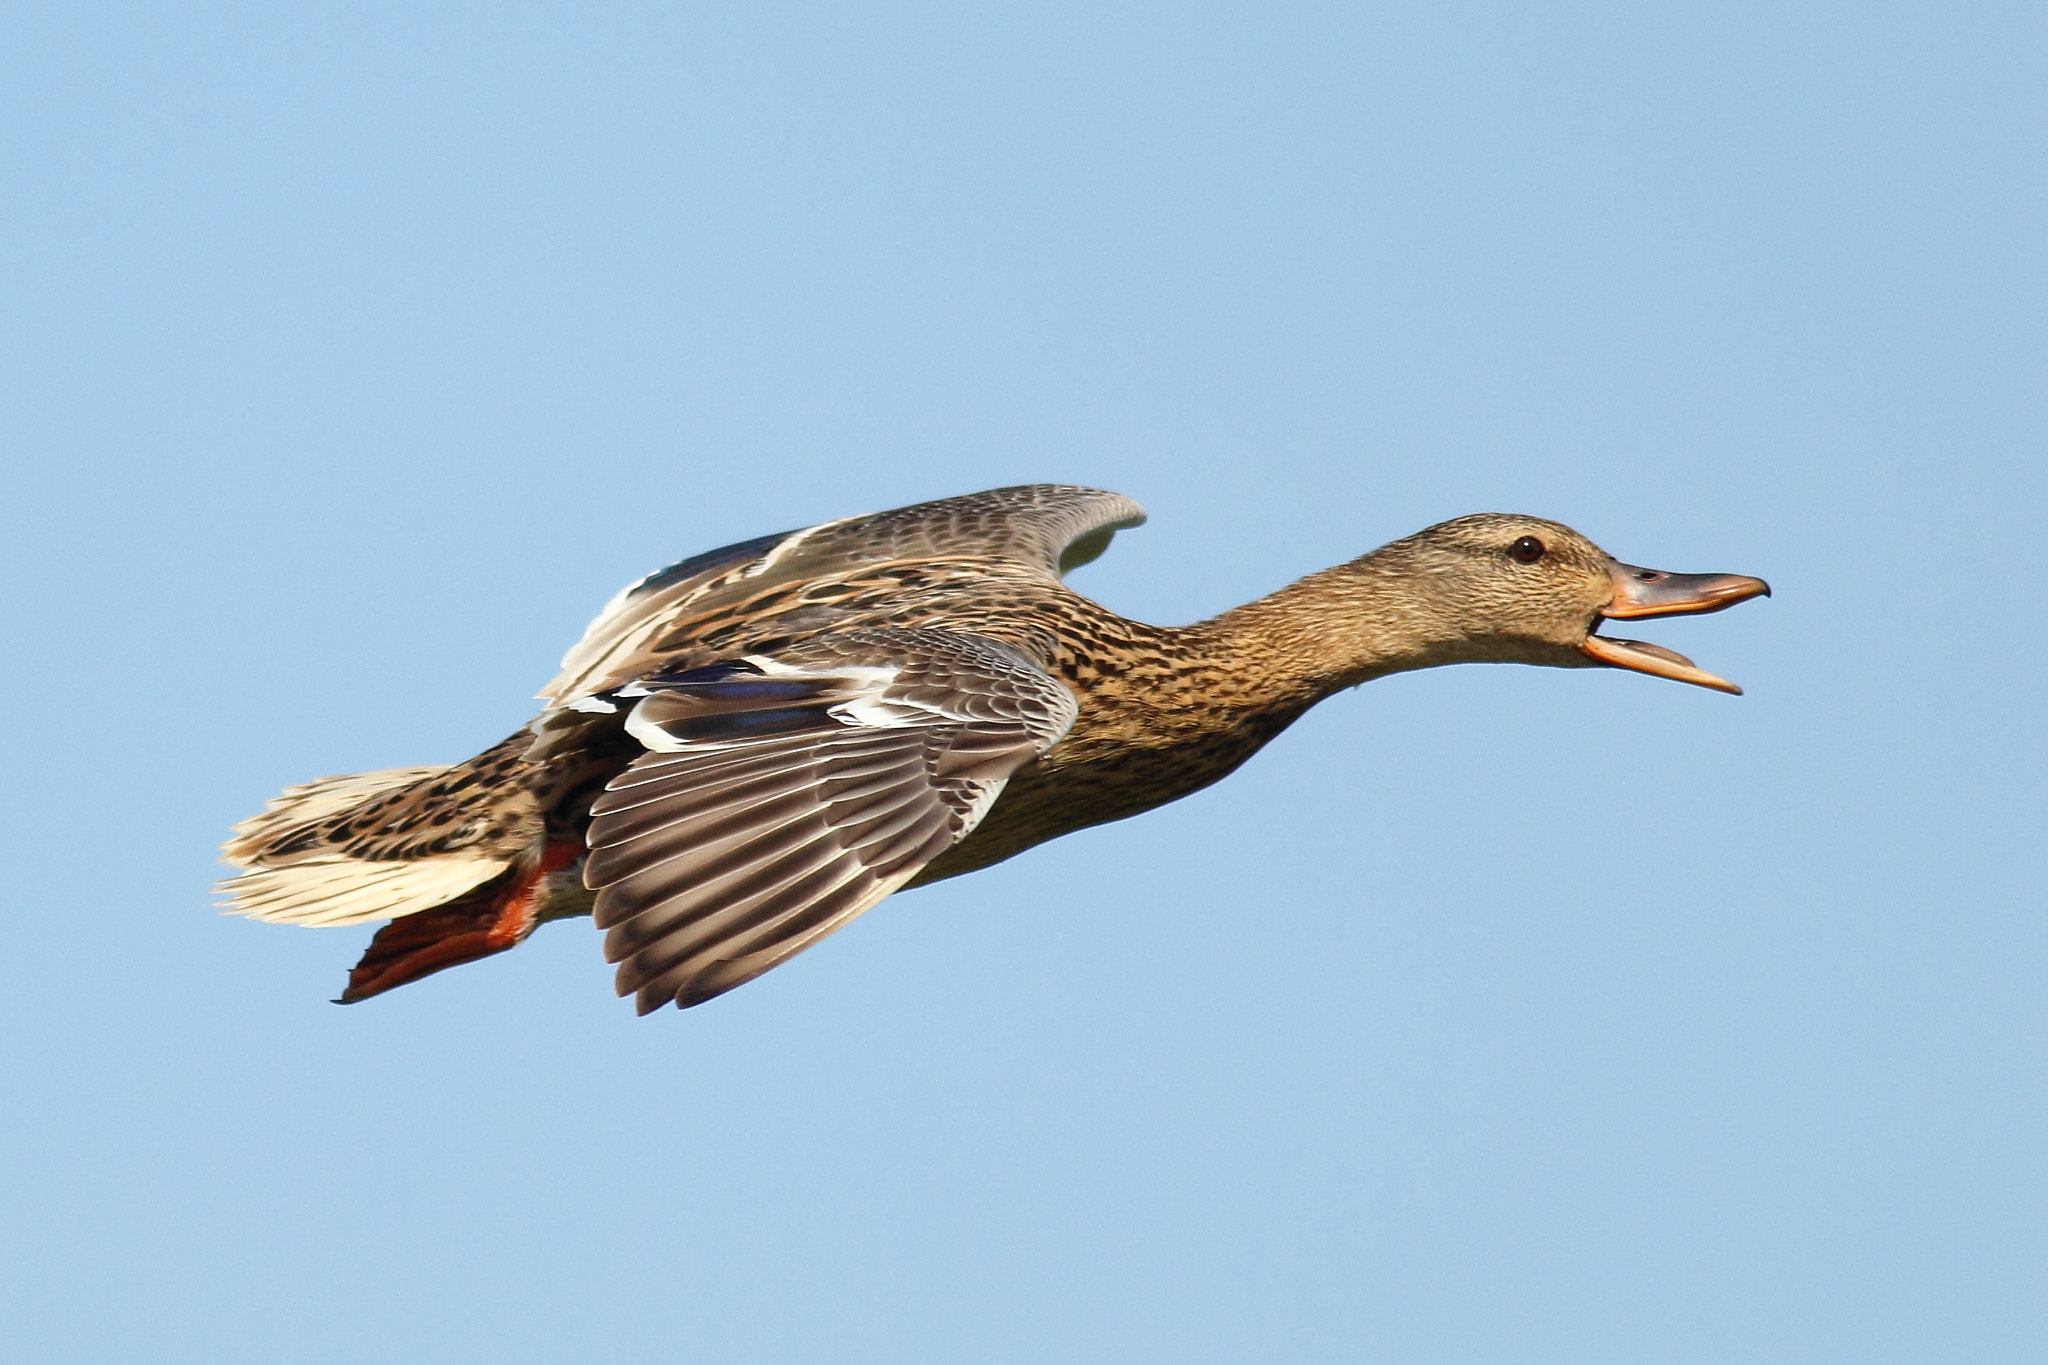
(1581, 562, 1770, 694)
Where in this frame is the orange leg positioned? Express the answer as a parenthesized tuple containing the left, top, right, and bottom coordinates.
(337, 840, 584, 1003)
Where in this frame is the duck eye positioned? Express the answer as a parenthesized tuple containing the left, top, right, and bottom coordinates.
(1508, 536, 1546, 564)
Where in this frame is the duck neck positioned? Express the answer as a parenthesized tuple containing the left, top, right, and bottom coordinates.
(1193, 554, 1482, 705)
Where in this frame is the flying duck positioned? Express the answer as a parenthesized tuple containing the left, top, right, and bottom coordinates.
(218, 485, 1768, 1012)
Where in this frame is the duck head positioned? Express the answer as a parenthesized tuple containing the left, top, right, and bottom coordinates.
(1358, 514, 1770, 693)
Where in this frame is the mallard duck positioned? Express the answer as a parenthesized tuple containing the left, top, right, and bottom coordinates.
(218, 485, 1768, 1013)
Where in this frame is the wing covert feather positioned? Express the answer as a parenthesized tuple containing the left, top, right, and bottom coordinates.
(540, 486, 1142, 706)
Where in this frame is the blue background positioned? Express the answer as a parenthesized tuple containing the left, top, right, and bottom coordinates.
(3, 4, 2041, 1360)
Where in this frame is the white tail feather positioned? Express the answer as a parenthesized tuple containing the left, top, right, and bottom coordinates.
(216, 855, 506, 928)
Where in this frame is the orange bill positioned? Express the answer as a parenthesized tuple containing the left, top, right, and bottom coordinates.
(1581, 562, 1770, 694)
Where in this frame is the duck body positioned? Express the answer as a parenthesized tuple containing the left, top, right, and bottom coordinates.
(219, 485, 1767, 1013)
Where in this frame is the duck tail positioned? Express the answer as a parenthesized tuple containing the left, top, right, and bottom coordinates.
(216, 736, 588, 1002)
(216, 765, 511, 929)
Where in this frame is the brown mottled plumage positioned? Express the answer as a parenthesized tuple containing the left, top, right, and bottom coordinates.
(218, 485, 1768, 1013)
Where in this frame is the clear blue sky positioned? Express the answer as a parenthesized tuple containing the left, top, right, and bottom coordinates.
(3, 4, 2041, 1361)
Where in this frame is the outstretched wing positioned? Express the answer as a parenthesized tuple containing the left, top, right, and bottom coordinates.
(582, 629, 1078, 1012)
(541, 485, 1143, 707)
